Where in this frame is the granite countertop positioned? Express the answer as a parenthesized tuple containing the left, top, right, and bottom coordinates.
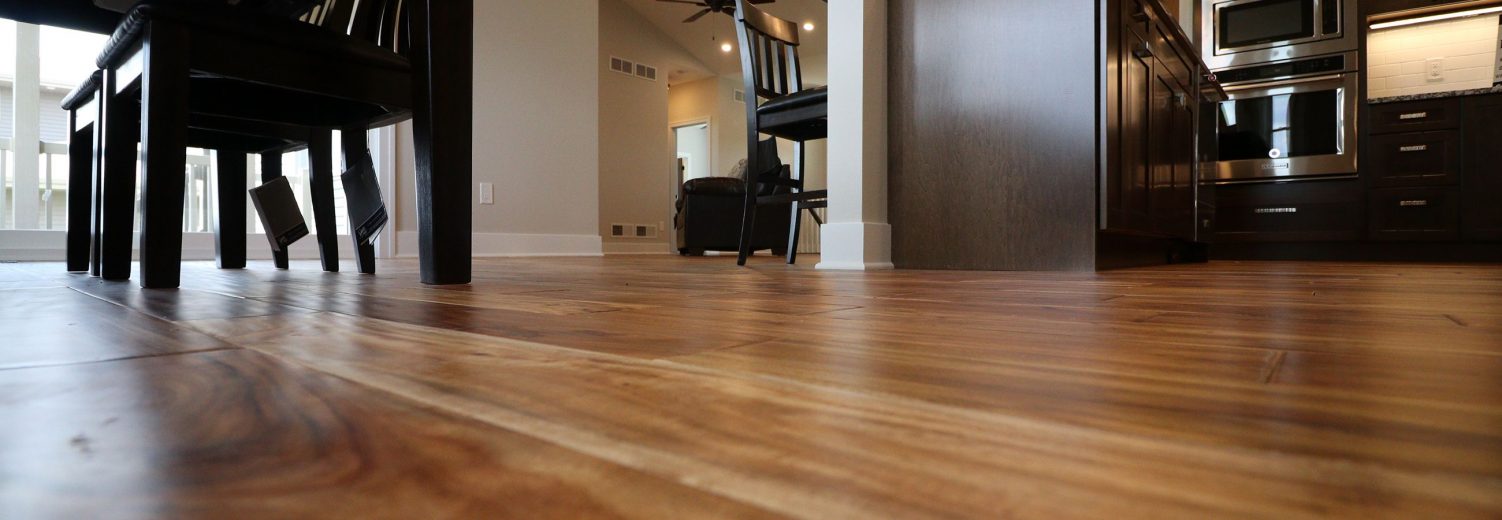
(1368, 83, 1502, 104)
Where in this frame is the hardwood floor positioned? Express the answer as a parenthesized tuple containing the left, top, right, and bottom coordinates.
(2, 256, 1500, 518)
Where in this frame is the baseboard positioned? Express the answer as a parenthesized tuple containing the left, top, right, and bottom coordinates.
(817, 222, 894, 270)
(603, 241, 671, 255)
(0, 230, 331, 262)
(395, 231, 603, 258)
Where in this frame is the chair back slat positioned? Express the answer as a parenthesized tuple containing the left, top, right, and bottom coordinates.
(735, 0, 805, 102)
(292, 0, 407, 57)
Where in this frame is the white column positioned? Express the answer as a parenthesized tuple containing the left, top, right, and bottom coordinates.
(818, 0, 893, 271)
(11, 23, 42, 230)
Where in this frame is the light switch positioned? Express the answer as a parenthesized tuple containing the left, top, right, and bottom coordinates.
(479, 183, 495, 205)
(1426, 58, 1444, 81)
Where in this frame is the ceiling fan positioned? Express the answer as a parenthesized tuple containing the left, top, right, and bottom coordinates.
(656, 0, 775, 23)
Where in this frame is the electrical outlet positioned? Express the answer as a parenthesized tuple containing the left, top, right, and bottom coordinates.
(479, 183, 494, 205)
(1426, 58, 1445, 82)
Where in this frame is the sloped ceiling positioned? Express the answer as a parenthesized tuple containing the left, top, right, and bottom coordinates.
(618, 0, 828, 84)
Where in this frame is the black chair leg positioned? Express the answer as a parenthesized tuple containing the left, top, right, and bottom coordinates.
(307, 130, 340, 272)
(341, 127, 377, 275)
(259, 151, 290, 269)
(137, 23, 193, 289)
(65, 119, 94, 273)
(214, 151, 247, 269)
(786, 141, 805, 265)
(98, 69, 137, 281)
(736, 175, 760, 266)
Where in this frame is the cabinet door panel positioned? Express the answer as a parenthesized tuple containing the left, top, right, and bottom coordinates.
(1369, 130, 1461, 187)
(1113, 29, 1154, 233)
(1370, 187, 1460, 241)
(1462, 94, 1502, 240)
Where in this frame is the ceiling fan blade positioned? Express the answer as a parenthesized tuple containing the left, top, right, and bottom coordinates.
(683, 9, 711, 23)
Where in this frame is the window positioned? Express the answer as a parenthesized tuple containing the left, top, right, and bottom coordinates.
(4, 17, 388, 250)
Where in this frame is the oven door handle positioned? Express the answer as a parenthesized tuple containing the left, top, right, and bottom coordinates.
(1222, 73, 1347, 92)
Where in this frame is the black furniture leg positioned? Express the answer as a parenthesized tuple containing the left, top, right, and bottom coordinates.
(410, 0, 473, 285)
(65, 117, 94, 272)
(736, 138, 760, 266)
(213, 151, 247, 269)
(259, 150, 289, 269)
(99, 69, 138, 281)
(90, 89, 105, 277)
(787, 141, 804, 265)
(137, 22, 192, 289)
(307, 130, 340, 272)
(341, 126, 376, 275)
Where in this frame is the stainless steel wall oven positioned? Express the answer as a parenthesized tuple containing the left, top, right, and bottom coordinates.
(1211, 52, 1359, 183)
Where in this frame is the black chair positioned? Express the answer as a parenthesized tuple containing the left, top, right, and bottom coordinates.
(62, 71, 329, 276)
(93, 0, 471, 288)
(732, 0, 828, 266)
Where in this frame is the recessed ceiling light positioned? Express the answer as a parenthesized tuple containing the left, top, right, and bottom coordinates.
(721, 42, 733, 53)
(803, 22, 815, 31)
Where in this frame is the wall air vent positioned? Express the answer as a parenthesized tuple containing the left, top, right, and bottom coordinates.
(611, 224, 627, 237)
(634, 225, 657, 238)
(609, 57, 635, 76)
(635, 64, 659, 81)
(733, 89, 746, 103)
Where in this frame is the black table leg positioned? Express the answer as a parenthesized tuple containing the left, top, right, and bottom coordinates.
(410, 0, 473, 285)
(259, 150, 289, 269)
(137, 22, 192, 289)
(307, 130, 339, 272)
(214, 151, 247, 269)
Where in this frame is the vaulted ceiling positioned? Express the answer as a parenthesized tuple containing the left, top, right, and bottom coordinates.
(618, 0, 829, 84)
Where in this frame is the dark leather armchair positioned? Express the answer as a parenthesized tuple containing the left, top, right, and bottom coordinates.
(676, 177, 790, 257)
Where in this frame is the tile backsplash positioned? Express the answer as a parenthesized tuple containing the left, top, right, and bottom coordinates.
(1368, 14, 1501, 99)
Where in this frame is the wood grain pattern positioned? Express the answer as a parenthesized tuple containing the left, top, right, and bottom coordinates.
(0, 349, 777, 519)
(888, 0, 1101, 270)
(2, 257, 1501, 517)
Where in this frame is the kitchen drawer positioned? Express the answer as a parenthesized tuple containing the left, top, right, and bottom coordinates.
(1215, 180, 1365, 242)
(1369, 187, 1460, 241)
(1368, 130, 1461, 187)
(1369, 99, 1461, 134)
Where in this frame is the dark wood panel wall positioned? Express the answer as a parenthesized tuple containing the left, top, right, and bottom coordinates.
(888, 0, 1102, 270)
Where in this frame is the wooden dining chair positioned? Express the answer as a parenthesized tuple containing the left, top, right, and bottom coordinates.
(94, 0, 471, 288)
(64, 72, 335, 276)
(732, 0, 828, 266)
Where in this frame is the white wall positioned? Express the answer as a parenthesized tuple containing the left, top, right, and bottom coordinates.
(1368, 15, 1501, 99)
(393, 0, 603, 257)
(675, 124, 710, 180)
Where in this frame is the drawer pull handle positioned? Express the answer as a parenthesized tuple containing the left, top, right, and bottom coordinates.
(1399, 112, 1429, 120)
(1255, 207, 1298, 214)
(1399, 200, 1429, 207)
(1399, 145, 1429, 152)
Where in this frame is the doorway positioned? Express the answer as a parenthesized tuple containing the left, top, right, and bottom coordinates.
(669, 119, 712, 252)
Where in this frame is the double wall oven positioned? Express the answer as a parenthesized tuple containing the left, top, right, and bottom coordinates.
(1202, 0, 1361, 183)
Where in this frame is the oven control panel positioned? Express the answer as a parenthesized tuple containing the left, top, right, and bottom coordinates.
(1216, 55, 1349, 85)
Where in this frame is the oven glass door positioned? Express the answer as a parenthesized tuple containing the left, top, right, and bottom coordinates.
(1213, 74, 1356, 181)
(1216, 0, 1316, 53)
(1218, 88, 1339, 161)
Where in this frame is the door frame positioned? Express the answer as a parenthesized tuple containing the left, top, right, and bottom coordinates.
(669, 117, 713, 253)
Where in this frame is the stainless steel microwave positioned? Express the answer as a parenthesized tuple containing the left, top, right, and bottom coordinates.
(1201, 0, 1360, 69)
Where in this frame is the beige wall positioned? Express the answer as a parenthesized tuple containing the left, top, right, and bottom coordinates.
(394, 0, 602, 256)
(597, 0, 711, 254)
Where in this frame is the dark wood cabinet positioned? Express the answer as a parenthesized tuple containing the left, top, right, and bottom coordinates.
(1107, 0, 1200, 242)
(1462, 94, 1502, 240)
(1368, 131, 1462, 187)
(1369, 98, 1461, 134)
(1370, 186, 1461, 241)
(1216, 180, 1365, 242)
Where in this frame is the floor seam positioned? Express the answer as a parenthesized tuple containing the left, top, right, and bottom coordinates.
(0, 347, 243, 373)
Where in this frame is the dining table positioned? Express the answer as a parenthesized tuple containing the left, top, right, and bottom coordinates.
(0, 0, 474, 286)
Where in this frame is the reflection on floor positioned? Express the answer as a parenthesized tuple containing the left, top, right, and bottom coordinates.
(2, 256, 1501, 517)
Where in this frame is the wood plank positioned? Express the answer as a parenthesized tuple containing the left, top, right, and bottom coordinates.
(186, 312, 1502, 518)
(69, 278, 311, 322)
(0, 288, 235, 370)
(0, 349, 778, 519)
